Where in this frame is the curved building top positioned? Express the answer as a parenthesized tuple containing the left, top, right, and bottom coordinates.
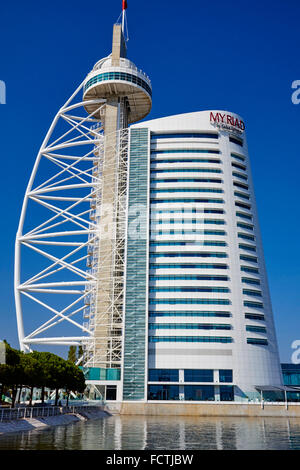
(132, 110, 246, 137)
(83, 25, 152, 124)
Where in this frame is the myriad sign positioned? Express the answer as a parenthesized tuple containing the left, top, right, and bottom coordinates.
(210, 112, 245, 134)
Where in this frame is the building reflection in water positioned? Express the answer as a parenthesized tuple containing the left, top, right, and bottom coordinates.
(0, 415, 300, 450)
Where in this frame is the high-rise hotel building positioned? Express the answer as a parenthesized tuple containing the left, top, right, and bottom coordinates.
(15, 17, 283, 403)
(121, 111, 283, 402)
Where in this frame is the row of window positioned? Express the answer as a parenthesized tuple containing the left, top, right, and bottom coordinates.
(151, 219, 225, 225)
(149, 263, 228, 269)
(151, 198, 224, 204)
(149, 336, 232, 343)
(151, 158, 221, 164)
(149, 311, 231, 317)
(84, 71, 152, 97)
(151, 168, 223, 174)
(148, 369, 232, 383)
(151, 178, 223, 183)
(148, 385, 234, 401)
(149, 287, 230, 293)
(149, 299, 230, 305)
(149, 252, 227, 258)
(151, 149, 220, 155)
(148, 323, 231, 330)
(150, 188, 224, 193)
(149, 241, 227, 247)
(151, 229, 226, 236)
(148, 311, 266, 321)
(151, 208, 224, 215)
(151, 133, 219, 140)
(149, 275, 229, 281)
(149, 336, 267, 345)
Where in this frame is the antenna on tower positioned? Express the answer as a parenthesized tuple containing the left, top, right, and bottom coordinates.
(116, 1, 129, 41)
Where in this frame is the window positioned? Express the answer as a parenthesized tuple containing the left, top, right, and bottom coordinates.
(242, 277, 260, 285)
(148, 385, 180, 400)
(235, 201, 251, 210)
(238, 233, 255, 241)
(243, 289, 262, 297)
(246, 325, 267, 333)
(184, 385, 215, 401)
(244, 301, 263, 309)
(239, 243, 256, 252)
(234, 191, 250, 200)
(232, 162, 246, 171)
(148, 369, 179, 382)
(184, 369, 214, 382)
(229, 136, 243, 147)
(234, 181, 249, 190)
(232, 171, 248, 181)
(106, 386, 117, 401)
(247, 338, 268, 345)
(245, 313, 265, 321)
(220, 386, 234, 401)
(236, 212, 253, 221)
(219, 370, 233, 383)
(231, 153, 245, 161)
(241, 266, 259, 273)
(237, 222, 254, 231)
(240, 254, 257, 262)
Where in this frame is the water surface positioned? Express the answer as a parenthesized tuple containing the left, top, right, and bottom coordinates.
(0, 415, 300, 450)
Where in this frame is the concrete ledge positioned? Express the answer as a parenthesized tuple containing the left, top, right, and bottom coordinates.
(0, 408, 110, 435)
(107, 402, 300, 418)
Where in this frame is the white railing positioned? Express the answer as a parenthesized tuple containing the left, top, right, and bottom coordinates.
(0, 404, 104, 422)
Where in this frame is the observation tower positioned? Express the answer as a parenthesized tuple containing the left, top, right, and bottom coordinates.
(14, 3, 152, 395)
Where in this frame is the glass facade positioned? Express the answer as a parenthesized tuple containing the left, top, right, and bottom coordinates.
(184, 385, 215, 401)
(184, 369, 214, 382)
(148, 369, 179, 382)
(84, 71, 152, 96)
(123, 128, 149, 401)
(148, 385, 180, 400)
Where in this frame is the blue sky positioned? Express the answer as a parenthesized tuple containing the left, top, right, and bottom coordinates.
(0, 0, 299, 361)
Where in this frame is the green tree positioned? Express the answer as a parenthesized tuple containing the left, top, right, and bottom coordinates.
(67, 346, 77, 364)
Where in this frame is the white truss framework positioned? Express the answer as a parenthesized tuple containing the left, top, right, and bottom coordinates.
(14, 80, 129, 369)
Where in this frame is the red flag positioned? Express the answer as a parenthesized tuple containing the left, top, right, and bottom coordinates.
(122, 0, 127, 10)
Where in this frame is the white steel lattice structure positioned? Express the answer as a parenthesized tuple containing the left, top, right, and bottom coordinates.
(14, 20, 152, 373)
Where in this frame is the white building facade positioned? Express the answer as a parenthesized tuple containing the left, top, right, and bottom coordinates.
(121, 110, 283, 402)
